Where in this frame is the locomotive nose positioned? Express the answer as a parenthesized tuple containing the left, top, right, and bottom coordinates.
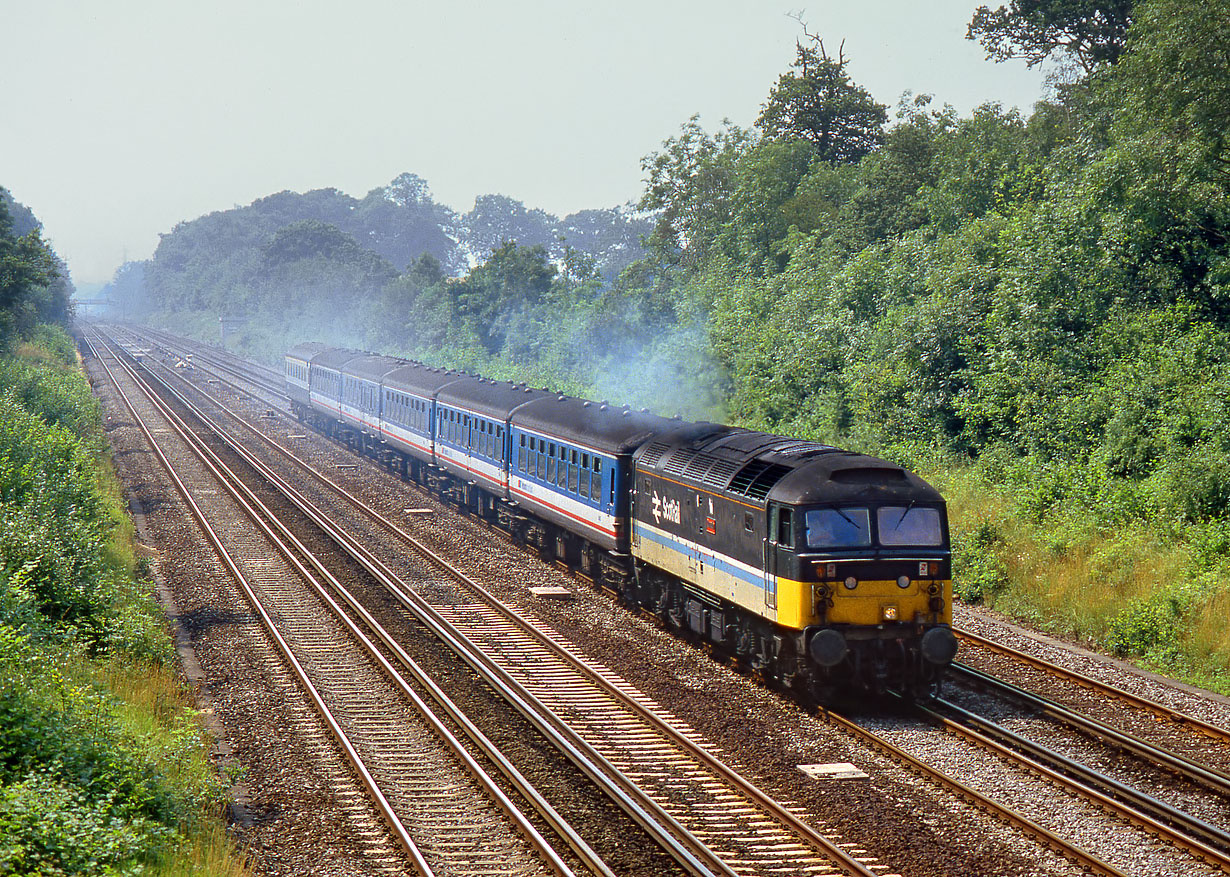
(920, 626, 959, 665)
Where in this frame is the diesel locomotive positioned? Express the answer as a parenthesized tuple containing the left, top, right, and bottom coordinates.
(286, 343, 958, 700)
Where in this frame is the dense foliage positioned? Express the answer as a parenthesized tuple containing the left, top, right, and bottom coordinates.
(0, 191, 72, 351)
(110, 0, 1230, 686)
(0, 196, 233, 872)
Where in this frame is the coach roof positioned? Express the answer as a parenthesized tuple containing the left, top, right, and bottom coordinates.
(287, 341, 331, 362)
(383, 362, 468, 397)
(310, 347, 364, 371)
(343, 354, 409, 383)
(515, 396, 678, 455)
(436, 377, 554, 421)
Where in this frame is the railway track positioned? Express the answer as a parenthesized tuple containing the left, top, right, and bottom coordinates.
(87, 329, 596, 877)
(101, 322, 1230, 877)
(955, 628, 1230, 744)
(88, 324, 891, 877)
(921, 690, 1230, 869)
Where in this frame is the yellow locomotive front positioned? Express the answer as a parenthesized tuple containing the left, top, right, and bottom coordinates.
(760, 465, 957, 697)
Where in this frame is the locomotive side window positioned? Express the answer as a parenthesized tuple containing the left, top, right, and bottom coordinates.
(777, 508, 794, 547)
(805, 508, 871, 548)
(877, 506, 944, 546)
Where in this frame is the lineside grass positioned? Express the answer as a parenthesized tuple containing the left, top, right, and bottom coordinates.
(0, 326, 249, 875)
(935, 461, 1230, 696)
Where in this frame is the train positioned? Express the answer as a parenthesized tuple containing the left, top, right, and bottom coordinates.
(286, 343, 958, 701)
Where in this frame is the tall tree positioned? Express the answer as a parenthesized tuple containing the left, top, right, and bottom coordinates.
(0, 190, 59, 348)
(639, 116, 752, 265)
(450, 241, 556, 352)
(755, 32, 887, 164)
(967, 0, 1135, 73)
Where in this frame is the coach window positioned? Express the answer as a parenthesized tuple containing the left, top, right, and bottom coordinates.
(579, 454, 590, 498)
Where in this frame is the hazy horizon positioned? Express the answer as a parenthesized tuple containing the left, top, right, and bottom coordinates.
(2, 1, 1046, 286)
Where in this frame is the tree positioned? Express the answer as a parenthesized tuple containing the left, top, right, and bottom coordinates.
(0, 190, 59, 348)
(639, 116, 752, 266)
(464, 195, 558, 262)
(450, 242, 557, 352)
(967, 0, 1135, 74)
(755, 32, 887, 164)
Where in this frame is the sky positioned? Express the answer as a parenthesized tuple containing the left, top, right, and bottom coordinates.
(1, 1, 1048, 286)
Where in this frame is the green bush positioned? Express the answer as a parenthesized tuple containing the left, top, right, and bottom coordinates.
(0, 770, 171, 877)
(0, 330, 225, 875)
(951, 521, 1009, 604)
(1106, 592, 1185, 661)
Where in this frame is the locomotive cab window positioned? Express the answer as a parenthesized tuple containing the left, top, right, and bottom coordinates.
(805, 508, 871, 548)
(877, 506, 945, 546)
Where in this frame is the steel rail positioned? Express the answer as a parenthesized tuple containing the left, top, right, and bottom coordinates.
(953, 663, 1230, 795)
(955, 628, 1230, 744)
(114, 323, 884, 877)
(84, 332, 438, 877)
(94, 328, 737, 877)
(920, 697, 1230, 871)
(820, 708, 1127, 877)
(101, 335, 611, 877)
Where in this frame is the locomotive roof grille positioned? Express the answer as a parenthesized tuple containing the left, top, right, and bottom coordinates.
(729, 460, 793, 500)
(702, 458, 742, 489)
(640, 441, 671, 468)
(682, 453, 720, 480)
(663, 450, 695, 477)
(770, 440, 840, 457)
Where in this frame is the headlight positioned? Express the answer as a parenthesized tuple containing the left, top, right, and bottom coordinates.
(897, 575, 911, 589)
(843, 576, 858, 590)
(882, 605, 898, 621)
